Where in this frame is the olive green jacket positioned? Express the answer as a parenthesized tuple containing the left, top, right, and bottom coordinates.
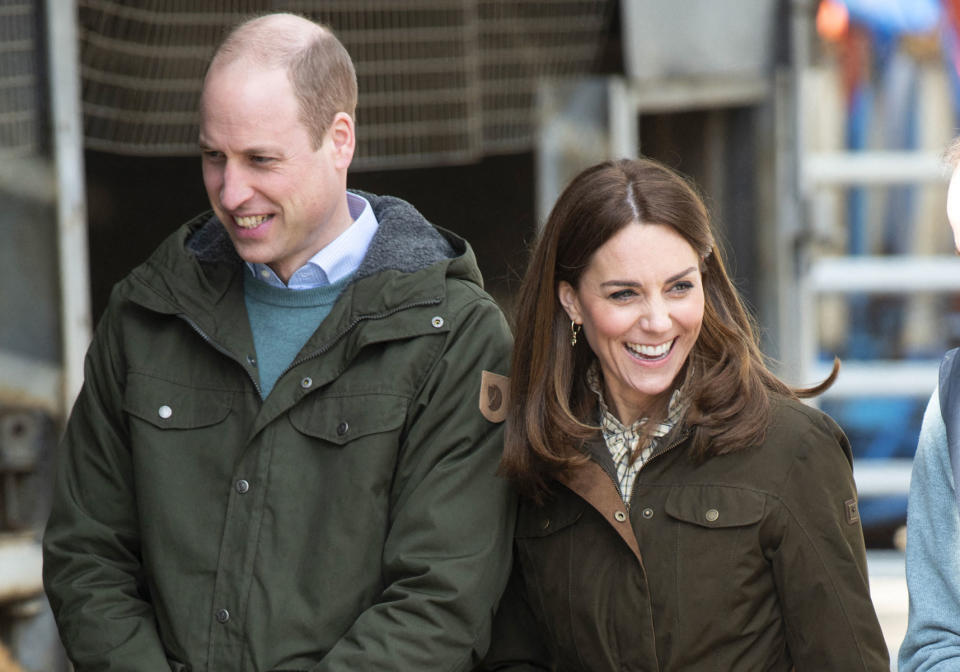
(484, 395, 889, 671)
(43, 193, 516, 672)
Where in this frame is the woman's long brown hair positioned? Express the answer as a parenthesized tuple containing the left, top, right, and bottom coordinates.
(500, 158, 836, 503)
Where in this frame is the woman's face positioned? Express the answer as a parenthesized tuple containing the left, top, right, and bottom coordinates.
(558, 222, 705, 425)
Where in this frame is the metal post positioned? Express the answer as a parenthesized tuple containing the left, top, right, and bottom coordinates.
(608, 77, 638, 159)
(773, 0, 813, 386)
(46, 0, 91, 416)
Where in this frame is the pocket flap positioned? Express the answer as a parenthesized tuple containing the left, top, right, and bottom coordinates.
(515, 488, 587, 538)
(123, 373, 232, 430)
(664, 485, 765, 528)
(288, 393, 407, 445)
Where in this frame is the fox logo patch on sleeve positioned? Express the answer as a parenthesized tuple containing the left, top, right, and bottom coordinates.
(479, 370, 509, 423)
(845, 498, 860, 525)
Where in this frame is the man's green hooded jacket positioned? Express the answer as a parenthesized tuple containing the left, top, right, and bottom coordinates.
(43, 193, 516, 672)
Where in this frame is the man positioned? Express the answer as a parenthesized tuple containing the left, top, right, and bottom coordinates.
(42, 13, 515, 672)
(899, 137, 960, 670)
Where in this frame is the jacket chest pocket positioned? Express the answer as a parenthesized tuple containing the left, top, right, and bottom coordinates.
(285, 393, 408, 504)
(122, 373, 241, 520)
(123, 373, 234, 443)
(516, 491, 657, 669)
(662, 485, 771, 622)
(287, 392, 407, 449)
(514, 492, 595, 659)
(514, 492, 585, 602)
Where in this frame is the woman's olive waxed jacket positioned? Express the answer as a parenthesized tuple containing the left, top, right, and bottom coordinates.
(484, 395, 889, 671)
(43, 193, 516, 672)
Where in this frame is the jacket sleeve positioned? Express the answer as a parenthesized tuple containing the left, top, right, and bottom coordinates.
(767, 408, 890, 672)
(313, 291, 517, 672)
(42, 303, 172, 671)
(898, 389, 960, 670)
(480, 553, 554, 671)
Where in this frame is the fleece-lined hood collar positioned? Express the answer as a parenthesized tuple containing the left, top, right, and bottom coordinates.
(127, 191, 484, 318)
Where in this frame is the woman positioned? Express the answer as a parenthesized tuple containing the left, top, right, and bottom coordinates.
(484, 158, 889, 671)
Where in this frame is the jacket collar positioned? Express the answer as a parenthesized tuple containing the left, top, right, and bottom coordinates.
(557, 456, 644, 565)
(182, 190, 464, 282)
(127, 191, 478, 318)
(558, 425, 691, 567)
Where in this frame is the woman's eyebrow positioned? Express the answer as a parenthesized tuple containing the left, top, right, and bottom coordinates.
(599, 266, 697, 288)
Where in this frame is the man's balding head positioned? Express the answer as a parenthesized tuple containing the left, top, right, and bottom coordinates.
(205, 13, 357, 149)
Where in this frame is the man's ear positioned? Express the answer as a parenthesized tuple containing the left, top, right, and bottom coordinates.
(328, 112, 355, 170)
(557, 281, 582, 324)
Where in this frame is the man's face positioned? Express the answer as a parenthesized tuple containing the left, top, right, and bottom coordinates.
(199, 60, 353, 283)
(948, 165, 960, 253)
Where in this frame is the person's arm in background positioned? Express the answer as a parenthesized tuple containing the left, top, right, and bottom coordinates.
(899, 389, 960, 671)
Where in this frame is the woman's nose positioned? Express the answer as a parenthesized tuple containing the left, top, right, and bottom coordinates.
(639, 298, 671, 333)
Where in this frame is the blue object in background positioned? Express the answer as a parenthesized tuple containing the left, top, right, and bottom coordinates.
(822, 395, 925, 543)
(825, 0, 942, 546)
(839, 0, 940, 37)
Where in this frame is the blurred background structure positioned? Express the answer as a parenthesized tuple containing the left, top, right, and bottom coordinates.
(2, 0, 958, 668)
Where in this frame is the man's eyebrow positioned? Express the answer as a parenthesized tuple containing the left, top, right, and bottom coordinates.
(197, 141, 281, 156)
(243, 146, 281, 156)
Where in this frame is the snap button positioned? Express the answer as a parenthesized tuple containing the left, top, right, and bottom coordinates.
(641, 507, 654, 519)
(614, 510, 627, 522)
(300, 377, 313, 389)
(705, 508, 720, 523)
(246, 354, 257, 367)
(431, 316, 444, 328)
(215, 608, 230, 623)
(336, 421, 349, 436)
(157, 405, 172, 419)
(235, 479, 250, 494)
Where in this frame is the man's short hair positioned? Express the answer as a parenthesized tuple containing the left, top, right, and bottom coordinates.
(210, 14, 358, 149)
(947, 136, 960, 169)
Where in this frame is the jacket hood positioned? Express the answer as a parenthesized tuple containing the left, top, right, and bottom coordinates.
(126, 190, 484, 318)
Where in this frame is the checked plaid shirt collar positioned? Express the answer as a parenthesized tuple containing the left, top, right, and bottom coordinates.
(586, 362, 687, 506)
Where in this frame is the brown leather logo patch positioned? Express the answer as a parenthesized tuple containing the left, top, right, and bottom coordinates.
(845, 498, 859, 525)
(479, 370, 509, 423)
(488, 384, 503, 412)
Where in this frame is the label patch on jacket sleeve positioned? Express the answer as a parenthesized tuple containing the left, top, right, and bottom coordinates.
(845, 498, 860, 525)
(479, 370, 509, 423)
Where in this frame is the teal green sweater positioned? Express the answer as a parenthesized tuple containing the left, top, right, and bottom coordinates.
(244, 273, 351, 397)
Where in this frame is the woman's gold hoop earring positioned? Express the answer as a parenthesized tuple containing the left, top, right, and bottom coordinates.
(570, 321, 582, 347)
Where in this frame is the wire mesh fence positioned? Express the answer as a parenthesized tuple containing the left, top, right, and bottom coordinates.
(77, 0, 612, 168)
(0, 0, 40, 157)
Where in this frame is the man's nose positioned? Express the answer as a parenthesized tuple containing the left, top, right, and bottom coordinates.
(219, 162, 253, 210)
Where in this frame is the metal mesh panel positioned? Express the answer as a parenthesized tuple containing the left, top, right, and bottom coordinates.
(479, 0, 610, 154)
(78, 1, 250, 156)
(78, 0, 611, 167)
(280, 0, 480, 169)
(0, 0, 40, 157)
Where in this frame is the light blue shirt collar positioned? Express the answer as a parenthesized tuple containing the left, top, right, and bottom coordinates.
(247, 192, 379, 290)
